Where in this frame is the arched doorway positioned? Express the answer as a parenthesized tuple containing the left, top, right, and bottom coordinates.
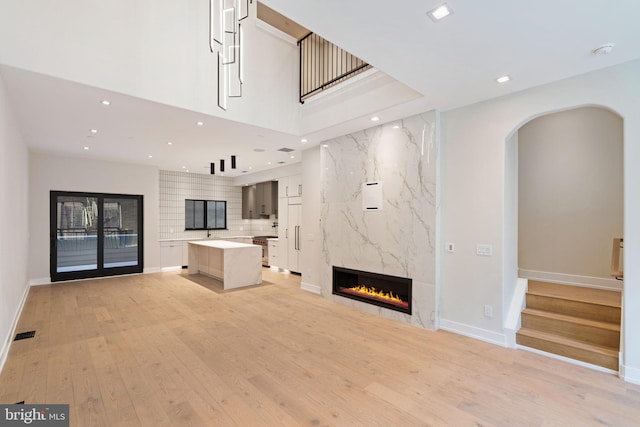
(505, 105, 623, 370)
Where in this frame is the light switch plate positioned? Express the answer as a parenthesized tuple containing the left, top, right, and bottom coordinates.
(476, 244, 493, 257)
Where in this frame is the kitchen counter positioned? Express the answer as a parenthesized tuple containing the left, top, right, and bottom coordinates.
(187, 240, 262, 289)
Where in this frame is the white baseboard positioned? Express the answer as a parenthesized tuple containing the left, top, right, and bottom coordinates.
(161, 266, 182, 272)
(439, 319, 506, 347)
(300, 281, 321, 295)
(28, 277, 51, 286)
(144, 267, 162, 274)
(518, 269, 622, 291)
(504, 278, 528, 348)
(0, 282, 31, 374)
(620, 363, 640, 385)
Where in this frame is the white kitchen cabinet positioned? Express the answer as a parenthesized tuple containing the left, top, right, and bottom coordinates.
(268, 239, 279, 267)
(288, 174, 302, 197)
(278, 197, 288, 263)
(279, 175, 302, 198)
(287, 202, 302, 273)
(278, 177, 288, 198)
(160, 241, 183, 268)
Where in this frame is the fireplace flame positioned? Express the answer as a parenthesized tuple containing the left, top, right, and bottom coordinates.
(348, 285, 405, 304)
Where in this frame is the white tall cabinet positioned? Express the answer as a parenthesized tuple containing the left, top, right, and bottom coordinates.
(278, 174, 302, 273)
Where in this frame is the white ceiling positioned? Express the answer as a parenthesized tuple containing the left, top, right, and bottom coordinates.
(2, 0, 640, 178)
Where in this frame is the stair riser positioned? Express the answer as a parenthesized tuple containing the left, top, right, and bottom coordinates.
(526, 294, 621, 323)
(521, 313, 620, 348)
(516, 333, 618, 370)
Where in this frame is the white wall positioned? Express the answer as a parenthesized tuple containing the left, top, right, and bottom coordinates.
(439, 58, 640, 383)
(518, 107, 623, 279)
(0, 0, 300, 135)
(301, 146, 322, 291)
(0, 74, 30, 369)
(28, 153, 160, 282)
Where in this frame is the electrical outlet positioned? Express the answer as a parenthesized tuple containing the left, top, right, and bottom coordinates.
(484, 304, 493, 318)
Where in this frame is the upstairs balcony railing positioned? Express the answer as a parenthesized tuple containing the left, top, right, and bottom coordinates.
(299, 32, 372, 103)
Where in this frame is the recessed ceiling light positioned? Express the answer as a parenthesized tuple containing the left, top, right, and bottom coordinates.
(148, 155, 153, 158)
(90, 129, 98, 134)
(496, 75, 511, 84)
(428, 3, 453, 21)
(392, 125, 400, 129)
(290, 155, 295, 159)
(300, 138, 308, 143)
(83, 146, 89, 150)
(196, 121, 204, 126)
(100, 100, 110, 106)
(370, 116, 380, 122)
(167, 141, 173, 145)
(249, 166, 253, 170)
(182, 165, 186, 169)
(322, 144, 329, 148)
(268, 161, 272, 165)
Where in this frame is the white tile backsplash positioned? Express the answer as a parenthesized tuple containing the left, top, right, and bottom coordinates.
(159, 170, 276, 240)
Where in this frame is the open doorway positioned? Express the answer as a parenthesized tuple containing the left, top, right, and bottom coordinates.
(517, 106, 623, 285)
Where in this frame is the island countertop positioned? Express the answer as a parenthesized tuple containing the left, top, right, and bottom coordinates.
(187, 240, 261, 289)
(188, 240, 257, 249)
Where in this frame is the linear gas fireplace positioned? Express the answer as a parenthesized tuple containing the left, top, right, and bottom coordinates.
(332, 266, 412, 315)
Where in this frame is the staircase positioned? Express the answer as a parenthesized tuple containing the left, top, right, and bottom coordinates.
(516, 280, 622, 370)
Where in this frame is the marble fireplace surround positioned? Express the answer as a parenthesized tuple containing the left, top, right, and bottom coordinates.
(320, 111, 438, 329)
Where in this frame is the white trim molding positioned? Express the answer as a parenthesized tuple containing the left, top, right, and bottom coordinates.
(0, 283, 31, 374)
(621, 363, 640, 385)
(504, 278, 528, 348)
(300, 281, 321, 295)
(28, 277, 51, 286)
(518, 269, 622, 291)
(439, 319, 507, 347)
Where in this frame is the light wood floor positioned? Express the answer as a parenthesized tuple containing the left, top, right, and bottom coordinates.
(2, 269, 640, 426)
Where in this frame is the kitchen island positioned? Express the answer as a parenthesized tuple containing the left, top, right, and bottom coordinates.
(187, 240, 262, 289)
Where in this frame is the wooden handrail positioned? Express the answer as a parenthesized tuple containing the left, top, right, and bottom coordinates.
(611, 237, 623, 280)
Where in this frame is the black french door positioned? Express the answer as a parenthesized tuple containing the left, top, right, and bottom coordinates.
(50, 191, 144, 282)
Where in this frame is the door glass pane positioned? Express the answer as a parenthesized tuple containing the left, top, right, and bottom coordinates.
(104, 197, 139, 268)
(56, 196, 99, 272)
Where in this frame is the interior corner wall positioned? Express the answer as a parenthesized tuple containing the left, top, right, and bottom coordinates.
(518, 107, 623, 280)
(0, 73, 30, 367)
(28, 153, 160, 282)
(439, 58, 640, 380)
